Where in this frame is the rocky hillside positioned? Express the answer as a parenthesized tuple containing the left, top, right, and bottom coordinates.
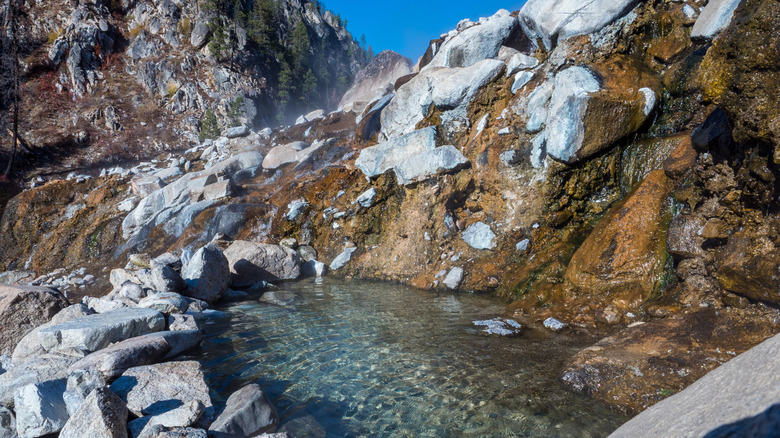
(0, 0, 368, 178)
(1, 0, 779, 423)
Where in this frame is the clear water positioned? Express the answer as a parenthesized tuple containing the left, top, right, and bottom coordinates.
(185, 279, 628, 437)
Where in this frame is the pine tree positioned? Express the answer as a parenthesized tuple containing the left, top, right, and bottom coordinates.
(300, 68, 317, 102)
(276, 60, 293, 120)
(290, 21, 310, 71)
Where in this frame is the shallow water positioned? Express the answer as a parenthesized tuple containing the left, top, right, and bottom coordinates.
(186, 279, 628, 437)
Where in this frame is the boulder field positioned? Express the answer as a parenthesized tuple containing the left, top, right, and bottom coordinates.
(1, 0, 780, 435)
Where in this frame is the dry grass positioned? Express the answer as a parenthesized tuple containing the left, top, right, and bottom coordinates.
(129, 25, 144, 39)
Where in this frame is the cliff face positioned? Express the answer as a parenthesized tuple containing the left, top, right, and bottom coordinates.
(0, 0, 367, 175)
(1, 0, 780, 420)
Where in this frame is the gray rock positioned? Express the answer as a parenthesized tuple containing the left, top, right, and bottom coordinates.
(511, 70, 535, 94)
(129, 400, 204, 438)
(12, 304, 93, 366)
(506, 53, 539, 76)
(330, 247, 357, 271)
(0, 406, 14, 438)
(472, 318, 523, 336)
(297, 245, 318, 263)
(68, 335, 171, 380)
(110, 269, 140, 289)
(393, 145, 469, 186)
(0, 355, 77, 407)
(543, 317, 567, 331)
(167, 314, 200, 332)
(544, 66, 601, 163)
(525, 81, 553, 133)
(141, 331, 202, 359)
(83, 296, 129, 314)
(110, 361, 212, 418)
(190, 22, 211, 49)
(262, 141, 310, 170)
(461, 222, 497, 250)
(499, 150, 522, 167)
(442, 268, 464, 289)
(691, 0, 742, 40)
(131, 175, 165, 198)
(354, 188, 378, 208)
(519, 0, 642, 50)
(223, 241, 302, 287)
(0, 271, 36, 285)
(137, 425, 207, 438)
(608, 332, 780, 438)
(201, 181, 233, 201)
(301, 261, 327, 278)
(181, 245, 231, 303)
(59, 387, 128, 438)
(150, 253, 182, 271)
(667, 215, 706, 259)
(209, 384, 278, 437)
(0, 285, 70, 356)
(425, 10, 518, 70)
(224, 125, 249, 139)
(284, 199, 309, 221)
(516, 239, 530, 252)
(339, 51, 413, 112)
(151, 266, 186, 293)
(14, 379, 69, 437)
(119, 282, 147, 303)
(63, 369, 105, 417)
(138, 292, 189, 315)
(37, 307, 166, 354)
(355, 127, 438, 178)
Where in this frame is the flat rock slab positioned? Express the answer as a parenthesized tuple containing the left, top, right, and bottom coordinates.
(0, 285, 70, 355)
(609, 329, 780, 437)
(37, 307, 166, 354)
(110, 361, 212, 418)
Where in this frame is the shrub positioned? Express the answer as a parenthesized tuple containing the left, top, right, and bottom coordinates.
(199, 109, 220, 141)
(178, 18, 192, 37)
(167, 82, 178, 98)
(129, 25, 144, 39)
(47, 29, 62, 45)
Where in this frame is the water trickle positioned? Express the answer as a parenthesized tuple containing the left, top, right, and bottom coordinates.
(186, 279, 628, 437)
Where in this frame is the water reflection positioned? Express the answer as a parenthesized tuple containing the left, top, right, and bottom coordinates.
(185, 278, 628, 437)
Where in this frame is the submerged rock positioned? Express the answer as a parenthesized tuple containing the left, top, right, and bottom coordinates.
(472, 318, 523, 337)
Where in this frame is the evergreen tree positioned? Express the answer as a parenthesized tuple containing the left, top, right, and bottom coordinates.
(199, 109, 220, 141)
(300, 68, 317, 102)
(290, 21, 310, 70)
(276, 60, 293, 121)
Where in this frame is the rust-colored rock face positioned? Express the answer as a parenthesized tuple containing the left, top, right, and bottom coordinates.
(717, 233, 780, 305)
(565, 170, 673, 311)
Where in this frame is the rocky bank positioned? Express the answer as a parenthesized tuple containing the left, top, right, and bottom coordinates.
(1, 0, 780, 435)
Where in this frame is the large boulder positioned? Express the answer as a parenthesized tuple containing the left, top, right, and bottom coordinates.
(565, 171, 673, 312)
(208, 384, 278, 437)
(0, 285, 69, 355)
(607, 327, 780, 436)
(519, 0, 642, 50)
(716, 233, 780, 305)
(262, 142, 309, 170)
(223, 241, 301, 287)
(68, 335, 172, 380)
(355, 127, 438, 178)
(12, 304, 93, 365)
(181, 245, 231, 303)
(129, 400, 205, 438)
(544, 66, 601, 163)
(0, 355, 78, 406)
(393, 145, 469, 185)
(14, 379, 69, 437)
(110, 361, 212, 418)
(59, 386, 128, 438)
(380, 59, 505, 138)
(339, 50, 413, 112)
(36, 307, 166, 354)
(424, 10, 518, 70)
(63, 369, 105, 417)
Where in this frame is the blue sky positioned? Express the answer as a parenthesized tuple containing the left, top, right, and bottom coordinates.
(324, 1, 528, 61)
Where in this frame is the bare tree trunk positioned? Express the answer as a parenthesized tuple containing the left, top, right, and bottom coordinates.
(3, 0, 18, 178)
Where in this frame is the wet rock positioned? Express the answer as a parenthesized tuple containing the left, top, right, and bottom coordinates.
(442, 268, 464, 289)
(37, 307, 166, 354)
(223, 241, 302, 287)
(425, 10, 518, 70)
(15, 379, 69, 437)
(519, 0, 641, 50)
(150, 266, 186, 294)
(544, 67, 601, 163)
(284, 199, 309, 221)
(339, 50, 413, 112)
(666, 214, 706, 259)
(297, 245, 318, 263)
(330, 247, 357, 271)
(691, 0, 742, 40)
(472, 318, 523, 336)
(129, 400, 204, 438)
(565, 171, 673, 309)
(543, 318, 567, 331)
(110, 361, 212, 418)
(59, 387, 128, 438)
(690, 109, 733, 153)
(138, 292, 189, 315)
(393, 145, 470, 186)
(717, 234, 780, 305)
(301, 261, 327, 278)
(181, 245, 231, 303)
(63, 369, 105, 417)
(461, 222, 497, 250)
(0, 355, 77, 406)
(562, 308, 777, 415)
(662, 135, 697, 179)
(142, 331, 202, 359)
(258, 291, 301, 307)
(68, 335, 171, 380)
(208, 384, 278, 437)
(0, 285, 70, 355)
(355, 127, 438, 178)
(354, 188, 377, 208)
